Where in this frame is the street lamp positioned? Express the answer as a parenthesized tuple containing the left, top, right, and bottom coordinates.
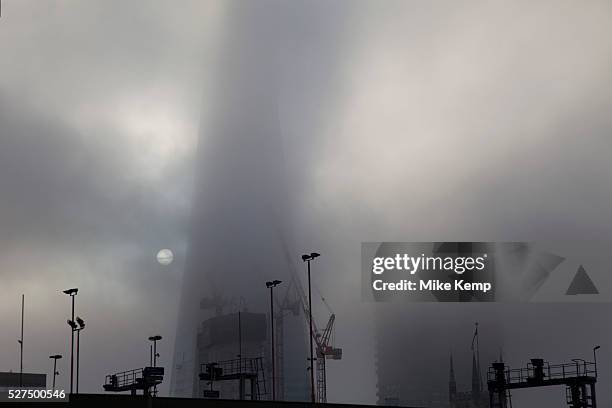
(148, 335, 162, 397)
(301, 252, 320, 403)
(62, 288, 78, 394)
(49, 355, 62, 392)
(266, 279, 282, 401)
(67, 316, 85, 394)
(593, 346, 601, 377)
(75, 317, 85, 393)
(148, 335, 162, 367)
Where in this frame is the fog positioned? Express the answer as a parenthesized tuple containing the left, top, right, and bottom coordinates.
(1, 1, 612, 406)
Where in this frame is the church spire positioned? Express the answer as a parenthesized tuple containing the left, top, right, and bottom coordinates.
(471, 322, 483, 394)
(472, 350, 481, 401)
(449, 353, 457, 406)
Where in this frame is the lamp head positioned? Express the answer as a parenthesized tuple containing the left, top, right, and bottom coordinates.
(67, 320, 77, 329)
(62, 288, 78, 296)
(148, 335, 162, 341)
(594, 345, 601, 351)
(49, 354, 62, 360)
(301, 254, 310, 261)
(266, 280, 283, 288)
(76, 316, 85, 328)
(310, 252, 320, 259)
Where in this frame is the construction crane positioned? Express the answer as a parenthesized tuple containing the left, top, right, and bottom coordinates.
(314, 313, 342, 403)
(277, 242, 342, 402)
(290, 269, 342, 403)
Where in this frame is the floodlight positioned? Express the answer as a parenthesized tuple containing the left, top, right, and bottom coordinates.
(63, 288, 78, 296)
(301, 250, 321, 402)
(266, 280, 283, 288)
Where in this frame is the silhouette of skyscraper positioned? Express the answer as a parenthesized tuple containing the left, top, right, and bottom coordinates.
(170, 2, 309, 400)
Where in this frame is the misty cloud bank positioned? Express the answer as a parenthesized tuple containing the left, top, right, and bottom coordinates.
(1, 1, 612, 407)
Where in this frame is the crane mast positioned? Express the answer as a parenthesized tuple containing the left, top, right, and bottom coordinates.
(292, 277, 342, 403)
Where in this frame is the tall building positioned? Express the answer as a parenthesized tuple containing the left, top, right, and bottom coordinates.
(170, 1, 309, 400)
(195, 312, 267, 399)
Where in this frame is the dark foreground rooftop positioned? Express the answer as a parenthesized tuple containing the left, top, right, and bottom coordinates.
(0, 394, 412, 408)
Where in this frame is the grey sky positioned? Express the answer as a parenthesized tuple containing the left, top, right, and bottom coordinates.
(1, 1, 612, 407)
(0, 0, 212, 395)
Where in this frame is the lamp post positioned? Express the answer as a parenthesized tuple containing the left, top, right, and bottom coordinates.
(148, 335, 162, 367)
(301, 252, 320, 403)
(266, 279, 282, 401)
(18, 294, 24, 388)
(67, 319, 77, 393)
(62, 288, 78, 394)
(593, 346, 601, 377)
(75, 317, 85, 393)
(49, 355, 62, 392)
(148, 335, 162, 397)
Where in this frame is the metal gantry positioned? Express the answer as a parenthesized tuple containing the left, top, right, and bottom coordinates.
(488, 358, 598, 408)
(103, 367, 164, 396)
(199, 357, 267, 401)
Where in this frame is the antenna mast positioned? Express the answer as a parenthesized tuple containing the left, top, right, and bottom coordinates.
(19, 294, 24, 387)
